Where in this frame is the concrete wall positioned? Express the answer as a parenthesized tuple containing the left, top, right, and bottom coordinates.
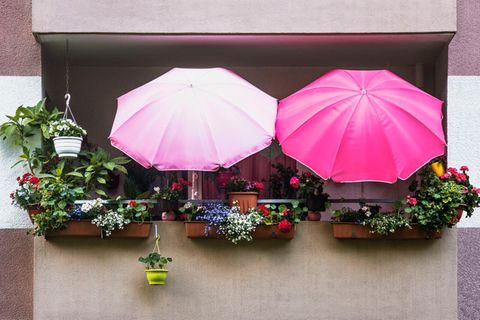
(32, 0, 456, 34)
(34, 222, 457, 320)
(0, 1, 40, 319)
(447, 1, 480, 319)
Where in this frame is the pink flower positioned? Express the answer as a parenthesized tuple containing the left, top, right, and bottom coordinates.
(447, 167, 458, 174)
(406, 196, 417, 206)
(290, 176, 300, 189)
(461, 166, 469, 171)
(440, 173, 450, 180)
(456, 173, 467, 181)
(278, 220, 293, 233)
(282, 209, 289, 216)
(254, 182, 264, 190)
(9, 192, 14, 199)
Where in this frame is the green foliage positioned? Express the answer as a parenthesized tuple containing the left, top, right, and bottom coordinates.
(405, 167, 464, 233)
(74, 147, 130, 198)
(0, 99, 61, 172)
(138, 252, 172, 270)
(179, 202, 205, 221)
(116, 200, 152, 223)
(260, 201, 305, 225)
(363, 213, 411, 235)
(268, 163, 298, 198)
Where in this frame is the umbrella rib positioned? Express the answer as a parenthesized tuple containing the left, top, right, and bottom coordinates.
(368, 94, 446, 144)
(279, 93, 359, 143)
(194, 86, 275, 137)
(329, 96, 363, 175)
(365, 96, 400, 175)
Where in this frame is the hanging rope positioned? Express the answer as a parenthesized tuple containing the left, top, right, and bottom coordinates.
(152, 224, 161, 254)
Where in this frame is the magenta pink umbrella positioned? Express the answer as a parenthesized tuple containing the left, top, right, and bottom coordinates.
(276, 69, 446, 183)
(109, 68, 277, 171)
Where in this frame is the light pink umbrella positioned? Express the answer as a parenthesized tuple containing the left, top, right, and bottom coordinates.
(276, 69, 446, 183)
(109, 68, 277, 171)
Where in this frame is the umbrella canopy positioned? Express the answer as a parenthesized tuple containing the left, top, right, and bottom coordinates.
(110, 68, 277, 171)
(276, 69, 446, 183)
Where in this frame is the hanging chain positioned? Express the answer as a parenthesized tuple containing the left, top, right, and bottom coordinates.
(65, 39, 70, 94)
(63, 39, 77, 124)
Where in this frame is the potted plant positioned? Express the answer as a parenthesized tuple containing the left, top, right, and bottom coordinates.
(10, 173, 43, 222)
(290, 172, 329, 216)
(151, 178, 191, 220)
(184, 202, 229, 238)
(405, 163, 480, 232)
(268, 163, 298, 199)
(111, 200, 152, 238)
(138, 237, 172, 285)
(49, 118, 86, 158)
(256, 201, 303, 239)
(330, 205, 435, 239)
(225, 177, 264, 213)
(215, 166, 239, 189)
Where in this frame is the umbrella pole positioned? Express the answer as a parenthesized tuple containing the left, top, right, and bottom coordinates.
(190, 171, 202, 200)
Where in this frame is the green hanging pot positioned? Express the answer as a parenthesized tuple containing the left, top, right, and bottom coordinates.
(145, 269, 168, 285)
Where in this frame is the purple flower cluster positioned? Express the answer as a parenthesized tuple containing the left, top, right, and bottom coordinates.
(195, 203, 230, 236)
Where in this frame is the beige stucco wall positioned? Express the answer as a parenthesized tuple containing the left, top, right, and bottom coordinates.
(32, 0, 456, 34)
(34, 222, 457, 320)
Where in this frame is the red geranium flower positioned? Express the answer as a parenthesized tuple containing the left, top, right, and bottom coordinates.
(456, 173, 467, 181)
(178, 213, 187, 221)
(171, 182, 183, 191)
(447, 167, 458, 174)
(254, 182, 264, 190)
(461, 166, 469, 171)
(128, 200, 137, 206)
(406, 196, 417, 206)
(9, 192, 14, 199)
(278, 220, 293, 233)
(29, 176, 39, 185)
(290, 176, 300, 189)
(258, 204, 269, 216)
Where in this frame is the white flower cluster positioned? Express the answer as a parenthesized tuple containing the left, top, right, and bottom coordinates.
(81, 198, 104, 213)
(91, 210, 131, 237)
(49, 119, 87, 138)
(219, 206, 263, 244)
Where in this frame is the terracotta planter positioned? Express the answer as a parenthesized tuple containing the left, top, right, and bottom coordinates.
(252, 224, 295, 240)
(307, 211, 322, 221)
(332, 222, 442, 240)
(228, 192, 258, 213)
(184, 222, 295, 240)
(26, 205, 44, 223)
(46, 220, 101, 238)
(161, 211, 176, 221)
(184, 222, 222, 238)
(109, 222, 152, 238)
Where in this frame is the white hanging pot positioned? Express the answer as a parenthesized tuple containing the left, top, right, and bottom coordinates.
(53, 136, 83, 158)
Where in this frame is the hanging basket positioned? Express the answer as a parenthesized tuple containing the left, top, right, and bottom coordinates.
(53, 136, 83, 158)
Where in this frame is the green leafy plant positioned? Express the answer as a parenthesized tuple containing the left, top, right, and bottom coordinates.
(268, 163, 298, 198)
(116, 200, 152, 223)
(0, 100, 61, 172)
(138, 252, 172, 270)
(151, 178, 191, 201)
(74, 147, 130, 197)
(405, 166, 465, 232)
(259, 201, 305, 225)
(225, 177, 264, 193)
(179, 202, 205, 221)
(48, 119, 86, 137)
(363, 213, 411, 235)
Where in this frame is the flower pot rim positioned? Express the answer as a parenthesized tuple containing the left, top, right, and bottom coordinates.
(53, 136, 83, 141)
(227, 191, 259, 195)
(145, 269, 168, 272)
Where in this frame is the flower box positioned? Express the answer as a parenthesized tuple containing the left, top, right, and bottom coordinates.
(184, 222, 295, 240)
(109, 222, 152, 238)
(45, 220, 101, 238)
(227, 192, 258, 213)
(26, 205, 44, 223)
(331, 222, 442, 240)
